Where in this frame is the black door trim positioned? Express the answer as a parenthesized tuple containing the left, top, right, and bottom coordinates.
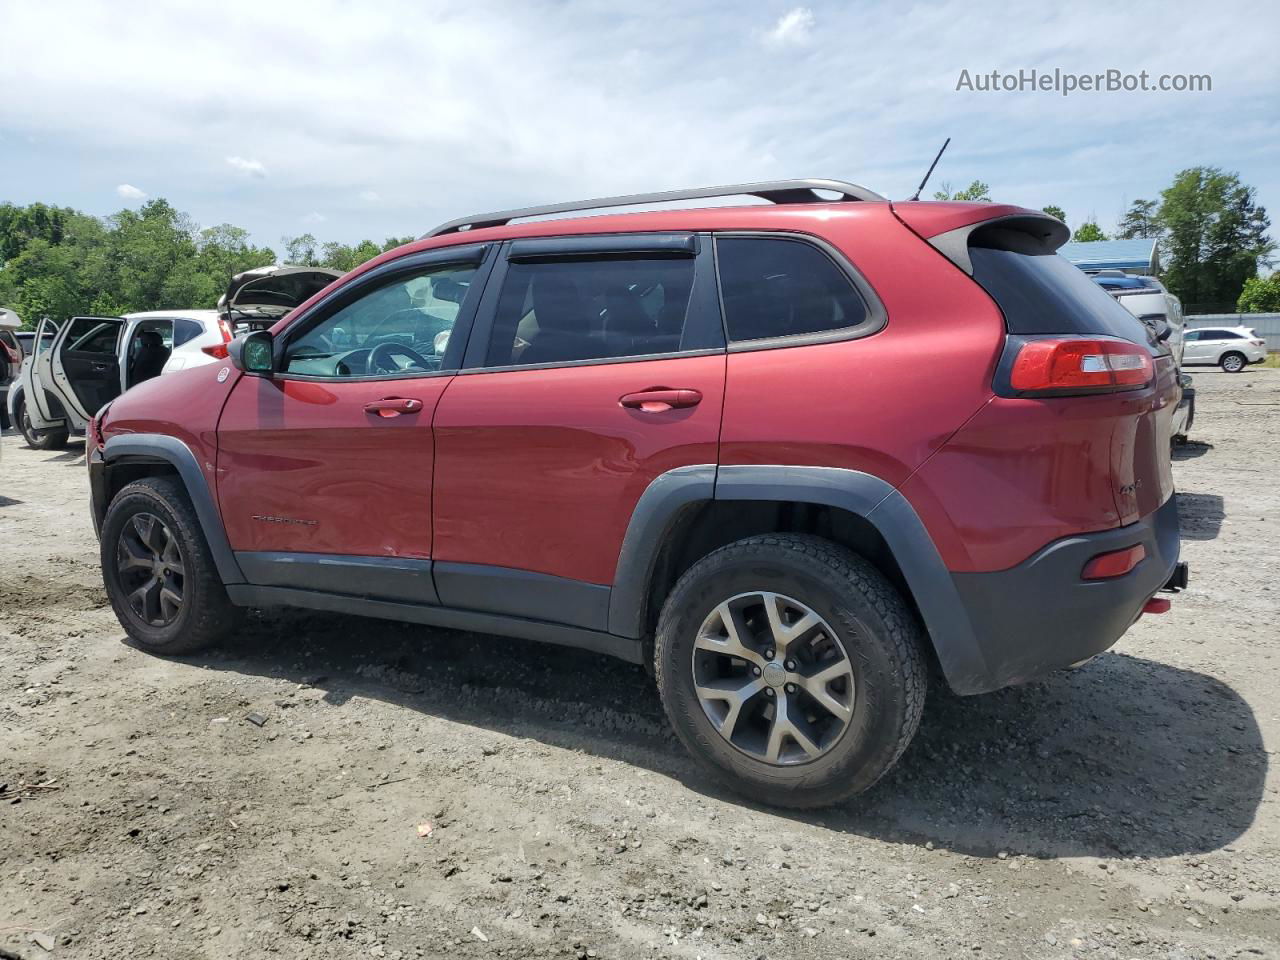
(236, 551, 438, 605)
(433, 562, 610, 632)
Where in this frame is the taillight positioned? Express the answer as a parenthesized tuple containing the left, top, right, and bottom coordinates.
(201, 344, 230, 359)
(217, 317, 234, 343)
(1008, 336, 1154, 396)
(1082, 544, 1146, 580)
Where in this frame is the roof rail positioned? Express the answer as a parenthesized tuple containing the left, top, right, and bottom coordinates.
(423, 179, 887, 238)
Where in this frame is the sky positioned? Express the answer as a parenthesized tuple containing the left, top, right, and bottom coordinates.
(2, 0, 1278, 250)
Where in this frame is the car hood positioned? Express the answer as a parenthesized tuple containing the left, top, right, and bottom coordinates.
(218, 266, 343, 322)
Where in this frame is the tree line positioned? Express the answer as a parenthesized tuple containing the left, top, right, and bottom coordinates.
(2, 164, 1276, 329)
(0, 199, 411, 330)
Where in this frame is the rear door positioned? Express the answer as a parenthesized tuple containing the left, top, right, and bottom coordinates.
(50, 316, 127, 420)
(429, 233, 725, 629)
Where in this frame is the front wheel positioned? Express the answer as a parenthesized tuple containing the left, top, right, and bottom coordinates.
(654, 534, 926, 809)
(16, 395, 69, 450)
(101, 477, 243, 654)
(1220, 351, 1246, 373)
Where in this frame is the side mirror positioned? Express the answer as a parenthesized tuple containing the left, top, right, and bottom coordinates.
(228, 330, 274, 375)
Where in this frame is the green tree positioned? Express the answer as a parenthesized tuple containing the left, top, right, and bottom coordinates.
(1073, 220, 1108, 242)
(933, 180, 991, 202)
(1237, 272, 1280, 312)
(1042, 205, 1067, 222)
(1118, 199, 1159, 239)
(1158, 167, 1274, 309)
(282, 233, 320, 266)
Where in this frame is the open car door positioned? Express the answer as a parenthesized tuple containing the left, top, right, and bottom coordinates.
(49, 315, 126, 421)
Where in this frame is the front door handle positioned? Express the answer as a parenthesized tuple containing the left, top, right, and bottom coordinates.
(619, 388, 702, 413)
(91, 362, 109, 372)
(364, 397, 424, 418)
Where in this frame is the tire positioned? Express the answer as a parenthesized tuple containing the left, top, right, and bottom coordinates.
(654, 533, 926, 809)
(16, 394, 69, 450)
(101, 477, 243, 655)
(1220, 351, 1246, 373)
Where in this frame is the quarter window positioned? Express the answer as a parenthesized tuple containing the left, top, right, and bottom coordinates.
(284, 263, 478, 378)
(483, 257, 695, 368)
(716, 237, 868, 343)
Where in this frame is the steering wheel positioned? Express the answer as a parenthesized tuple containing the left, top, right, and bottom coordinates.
(368, 340, 430, 374)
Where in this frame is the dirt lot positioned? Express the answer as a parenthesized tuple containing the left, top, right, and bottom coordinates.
(1, 370, 1278, 960)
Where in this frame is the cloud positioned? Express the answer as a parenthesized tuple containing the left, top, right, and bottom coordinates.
(116, 183, 146, 200)
(763, 7, 815, 46)
(226, 155, 267, 178)
(301, 211, 327, 224)
(1, 0, 1276, 245)
(358, 190, 381, 203)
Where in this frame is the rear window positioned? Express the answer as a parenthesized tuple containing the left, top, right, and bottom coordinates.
(969, 232, 1155, 346)
(174, 318, 204, 346)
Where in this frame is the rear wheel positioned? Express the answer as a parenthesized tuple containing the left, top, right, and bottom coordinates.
(101, 477, 243, 654)
(16, 395, 69, 450)
(654, 534, 926, 809)
(1220, 351, 1246, 373)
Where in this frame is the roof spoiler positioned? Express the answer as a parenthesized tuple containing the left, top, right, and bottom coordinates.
(892, 205, 1070, 275)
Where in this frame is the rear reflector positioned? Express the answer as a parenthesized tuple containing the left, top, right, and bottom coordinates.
(201, 344, 230, 359)
(1142, 596, 1171, 615)
(1082, 544, 1146, 580)
(1010, 336, 1153, 395)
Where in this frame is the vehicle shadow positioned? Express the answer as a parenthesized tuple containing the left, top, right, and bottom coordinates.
(181, 607, 1266, 861)
(1177, 490, 1225, 541)
(1172, 440, 1213, 461)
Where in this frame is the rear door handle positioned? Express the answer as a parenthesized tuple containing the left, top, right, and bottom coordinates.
(364, 397, 424, 418)
(619, 388, 702, 413)
(91, 362, 109, 371)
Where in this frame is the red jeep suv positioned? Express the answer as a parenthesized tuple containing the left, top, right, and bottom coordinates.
(87, 180, 1186, 808)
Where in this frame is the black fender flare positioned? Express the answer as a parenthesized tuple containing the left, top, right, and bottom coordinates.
(101, 434, 245, 584)
(608, 464, 990, 693)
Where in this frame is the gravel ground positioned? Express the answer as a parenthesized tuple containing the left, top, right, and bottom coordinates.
(1, 369, 1278, 960)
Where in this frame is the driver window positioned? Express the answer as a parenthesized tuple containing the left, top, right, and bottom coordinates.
(283, 263, 477, 378)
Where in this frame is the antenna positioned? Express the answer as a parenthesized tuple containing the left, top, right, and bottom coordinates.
(908, 137, 951, 202)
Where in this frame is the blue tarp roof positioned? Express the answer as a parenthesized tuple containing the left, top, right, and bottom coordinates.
(1060, 238, 1159, 272)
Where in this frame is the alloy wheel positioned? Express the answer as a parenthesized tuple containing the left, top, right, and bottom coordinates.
(116, 512, 185, 626)
(691, 592, 855, 765)
(1222, 353, 1244, 372)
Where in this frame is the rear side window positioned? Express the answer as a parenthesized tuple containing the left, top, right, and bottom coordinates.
(969, 234, 1154, 346)
(716, 237, 867, 343)
(484, 257, 695, 367)
(1212, 330, 1243, 339)
(64, 318, 120, 355)
(173, 318, 204, 346)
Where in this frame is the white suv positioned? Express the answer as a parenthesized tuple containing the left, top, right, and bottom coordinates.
(7, 309, 232, 449)
(1183, 326, 1268, 372)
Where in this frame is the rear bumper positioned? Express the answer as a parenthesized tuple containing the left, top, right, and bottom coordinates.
(946, 495, 1181, 693)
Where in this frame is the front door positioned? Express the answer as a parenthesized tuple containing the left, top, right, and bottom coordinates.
(215, 248, 491, 604)
(28, 316, 65, 424)
(430, 234, 726, 630)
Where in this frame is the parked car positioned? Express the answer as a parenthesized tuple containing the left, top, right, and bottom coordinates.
(219, 265, 342, 334)
(1089, 272, 1194, 443)
(0, 308, 22, 429)
(86, 180, 1187, 808)
(1182, 326, 1268, 372)
(14, 331, 44, 356)
(8, 309, 233, 449)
